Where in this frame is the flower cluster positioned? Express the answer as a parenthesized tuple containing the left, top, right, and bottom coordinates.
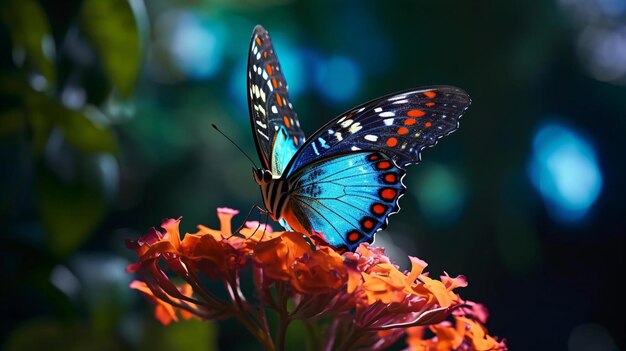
(127, 208, 506, 351)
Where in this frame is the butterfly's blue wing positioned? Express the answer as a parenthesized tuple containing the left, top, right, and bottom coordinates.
(285, 151, 405, 252)
(248, 25, 305, 175)
(284, 86, 470, 175)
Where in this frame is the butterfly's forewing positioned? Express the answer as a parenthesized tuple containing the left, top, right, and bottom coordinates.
(284, 86, 470, 175)
(286, 151, 405, 252)
(248, 25, 305, 175)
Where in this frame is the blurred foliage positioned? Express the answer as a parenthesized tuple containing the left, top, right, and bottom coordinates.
(1, 0, 624, 350)
(1, 0, 143, 256)
(81, 0, 147, 97)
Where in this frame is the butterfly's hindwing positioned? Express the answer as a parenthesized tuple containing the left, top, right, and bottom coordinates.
(285, 86, 470, 175)
(248, 25, 305, 175)
(286, 151, 405, 251)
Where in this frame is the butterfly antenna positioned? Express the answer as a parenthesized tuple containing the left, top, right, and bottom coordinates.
(212, 123, 258, 168)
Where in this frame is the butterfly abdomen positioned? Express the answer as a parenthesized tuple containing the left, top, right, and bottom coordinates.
(258, 176, 291, 222)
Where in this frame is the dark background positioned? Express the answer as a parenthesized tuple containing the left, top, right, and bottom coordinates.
(1, 0, 624, 350)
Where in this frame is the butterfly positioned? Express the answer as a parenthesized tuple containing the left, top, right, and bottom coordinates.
(247, 25, 470, 253)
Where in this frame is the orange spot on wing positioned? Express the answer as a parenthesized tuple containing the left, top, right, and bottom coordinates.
(397, 127, 409, 135)
(363, 220, 374, 230)
(376, 161, 392, 170)
(276, 94, 283, 106)
(425, 122, 432, 128)
(381, 188, 397, 200)
(264, 51, 268, 58)
(293, 136, 299, 146)
(425, 102, 436, 107)
(423, 91, 437, 98)
(283, 116, 291, 128)
(407, 109, 425, 117)
(372, 204, 386, 215)
(368, 154, 380, 161)
(272, 78, 278, 88)
(404, 118, 417, 126)
(384, 173, 397, 183)
(255, 37, 262, 46)
(386, 137, 398, 147)
(266, 64, 273, 75)
(348, 231, 360, 242)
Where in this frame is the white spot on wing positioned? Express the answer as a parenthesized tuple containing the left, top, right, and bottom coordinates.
(364, 134, 378, 142)
(257, 130, 270, 140)
(348, 122, 362, 134)
(384, 118, 394, 126)
(271, 105, 278, 114)
(389, 94, 407, 101)
(254, 104, 266, 116)
(379, 111, 395, 117)
(374, 107, 383, 113)
(340, 119, 353, 128)
(392, 99, 408, 104)
(351, 146, 361, 151)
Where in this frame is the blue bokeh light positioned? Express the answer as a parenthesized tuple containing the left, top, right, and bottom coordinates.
(528, 123, 603, 223)
(315, 56, 361, 103)
(169, 13, 225, 80)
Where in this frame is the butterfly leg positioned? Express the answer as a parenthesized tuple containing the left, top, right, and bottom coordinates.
(242, 205, 270, 241)
(229, 204, 263, 238)
(256, 210, 271, 242)
(231, 204, 272, 241)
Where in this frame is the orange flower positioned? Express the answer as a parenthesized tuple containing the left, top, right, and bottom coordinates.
(130, 280, 196, 325)
(125, 217, 184, 267)
(253, 231, 346, 294)
(127, 207, 506, 351)
(405, 316, 507, 351)
(338, 244, 464, 334)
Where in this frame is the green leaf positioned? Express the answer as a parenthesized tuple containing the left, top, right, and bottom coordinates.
(80, 0, 148, 97)
(2, 0, 56, 89)
(37, 155, 109, 256)
(25, 90, 117, 154)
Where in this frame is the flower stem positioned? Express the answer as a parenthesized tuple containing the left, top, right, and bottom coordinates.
(236, 312, 276, 351)
(335, 324, 360, 351)
(276, 314, 291, 351)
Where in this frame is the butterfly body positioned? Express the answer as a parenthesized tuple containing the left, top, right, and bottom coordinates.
(253, 168, 290, 222)
(247, 25, 471, 252)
